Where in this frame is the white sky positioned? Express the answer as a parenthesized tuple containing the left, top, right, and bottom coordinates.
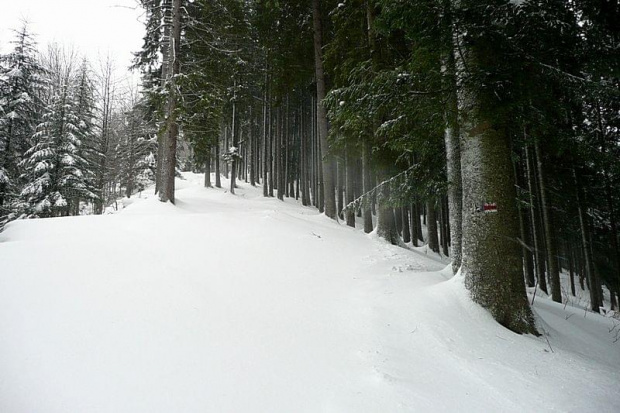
(0, 0, 145, 80)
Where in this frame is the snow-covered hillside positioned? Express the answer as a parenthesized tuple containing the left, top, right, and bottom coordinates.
(0, 174, 618, 413)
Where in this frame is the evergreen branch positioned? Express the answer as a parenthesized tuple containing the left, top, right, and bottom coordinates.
(341, 163, 417, 216)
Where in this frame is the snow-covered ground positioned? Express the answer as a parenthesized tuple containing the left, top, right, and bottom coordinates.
(1, 173, 618, 413)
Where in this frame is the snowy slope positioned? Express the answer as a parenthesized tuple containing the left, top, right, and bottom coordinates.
(0, 173, 618, 413)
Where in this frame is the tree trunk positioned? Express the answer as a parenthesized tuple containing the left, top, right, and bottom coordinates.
(534, 141, 561, 302)
(158, 0, 181, 204)
(362, 141, 373, 233)
(402, 206, 411, 244)
(525, 144, 547, 293)
(410, 204, 419, 247)
(456, 32, 536, 332)
(230, 96, 237, 195)
(376, 173, 398, 245)
(515, 153, 536, 288)
(443, 44, 463, 273)
(427, 200, 440, 253)
(312, 0, 336, 219)
(568, 243, 576, 296)
(215, 141, 221, 188)
(345, 151, 356, 227)
(204, 153, 212, 188)
(337, 158, 345, 219)
(574, 169, 599, 313)
(440, 198, 450, 256)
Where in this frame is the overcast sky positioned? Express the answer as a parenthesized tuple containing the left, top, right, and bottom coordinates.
(0, 0, 144, 80)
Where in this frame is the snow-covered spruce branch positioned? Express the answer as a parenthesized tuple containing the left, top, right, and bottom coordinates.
(340, 164, 417, 217)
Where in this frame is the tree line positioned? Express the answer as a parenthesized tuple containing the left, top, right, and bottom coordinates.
(3, 1, 618, 334)
(0, 25, 156, 222)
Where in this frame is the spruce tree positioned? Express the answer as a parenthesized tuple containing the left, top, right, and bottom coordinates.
(0, 24, 46, 218)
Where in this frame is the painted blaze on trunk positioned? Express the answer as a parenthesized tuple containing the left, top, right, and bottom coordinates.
(460, 115, 537, 334)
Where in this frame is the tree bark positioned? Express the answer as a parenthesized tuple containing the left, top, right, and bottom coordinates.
(456, 28, 536, 332)
(215, 141, 221, 188)
(568, 242, 576, 296)
(410, 204, 419, 247)
(158, 0, 181, 204)
(515, 153, 535, 288)
(402, 206, 411, 244)
(337, 158, 345, 219)
(312, 0, 336, 219)
(230, 86, 238, 195)
(362, 141, 374, 233)
(534, 141, 561, 302)
(204, 153, 212, 188)
(427, 200, 440, 253)
(574, 168, 600, 313)
(345, 151, 356, 227)
(443, 35, 463, 273)
(376, 173, 398, 245)
(525, 144, 547, 293)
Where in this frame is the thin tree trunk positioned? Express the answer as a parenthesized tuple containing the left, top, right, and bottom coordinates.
(313, 0, 336, 219)
(410, 204, 419, 247)
(362, 141, 373, 233)
(268, 101, 274, 197)
(525, 144, 547, 293)
(534, 141, 561, 302)
(574, 168, 599, 312)
(215, 141, 221, 188)
(337, 159, 345, 219)
(568, 242, 576, 296)
(515, 153, 535, 288)
(345, 151, 356, 227)
(440, 198, 450, 256)
(230, 85, 238, 195)
(204, 153, 212, 188)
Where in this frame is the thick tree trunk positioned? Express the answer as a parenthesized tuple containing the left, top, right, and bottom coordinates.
(456, 35, 536, 332)
(312, 0, 336, 219)
(426, 200, 440, 253)
(443, 47, 463, 273)
(158, 0, 181, 204)
(402, 206, 411, 244)
(376, 173, 398, 245)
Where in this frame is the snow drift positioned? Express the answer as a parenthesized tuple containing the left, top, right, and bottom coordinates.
(0, 173, 618, 412)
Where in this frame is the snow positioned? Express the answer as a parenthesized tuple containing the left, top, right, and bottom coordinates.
(0, 167, 8, 184)
(0, 173, 618, 413)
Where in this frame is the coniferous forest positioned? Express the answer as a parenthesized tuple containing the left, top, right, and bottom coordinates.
(1, 1, 619, 333)
(1, 2, 620, 411)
